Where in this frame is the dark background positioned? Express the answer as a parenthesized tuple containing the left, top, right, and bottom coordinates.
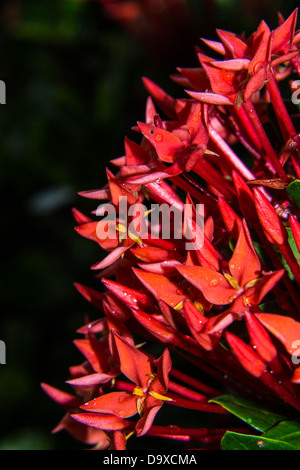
(0, 0, 298, 450)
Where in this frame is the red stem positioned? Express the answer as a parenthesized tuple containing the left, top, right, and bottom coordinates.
(267, 71, 296, 140)
(242, 100, 287, 180)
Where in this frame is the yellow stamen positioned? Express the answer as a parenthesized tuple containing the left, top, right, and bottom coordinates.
(149, 391, 173, 402)
(224, 273, 240, 290)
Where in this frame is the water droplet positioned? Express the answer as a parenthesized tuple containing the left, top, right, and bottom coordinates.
(155, 133, 163, 142)
(176, 289, 183, 295)
(209, 279, 218, 287)
(257, 440, 265, 448)
(118, 410, 127, 418)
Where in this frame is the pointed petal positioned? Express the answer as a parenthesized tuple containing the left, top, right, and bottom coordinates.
(255, 313, 300, 356)
(245, 269, 285, 306)
(78, 189, 110, 200)
(130, 246, 171, 263)
(124, 136, 150, 166)
(101, 278, 154, 310)
(142, 77, 177, 119)
(74, 283, 103, 309)
(272, 9, 298, 53)
(177, 266, 239, 305)
(73, 339, 111, 373)
(41, 383, 82, 409)
(54, 413, 109, 446)
(218, 196, 242, 239)
(253, 188, 287, 245)
(72, 208, 92, 224)
(244, 66, 267, 102)
(81, 392, 138, 418)
(66, 372, 118, 387)
(133, 268, 187, 309)
(225, 332, 266, 377)
(137, 122, 184, 163)
(183, 300, 216, 350)
(185, 90, 234, 105)
(229, 220, 261, 287)
(91, 246, 130, 270)
(245, 311, 277, 363)
(71, 412, 131, 431)
(135, 397, 162, 436)
(113, 334, 152, 389)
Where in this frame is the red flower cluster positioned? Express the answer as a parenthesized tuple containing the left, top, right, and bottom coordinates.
(42, 10, 300, 449)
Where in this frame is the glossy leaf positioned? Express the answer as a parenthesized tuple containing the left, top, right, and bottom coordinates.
(221, 431, 297, 450)
(210, 394, 285, 432)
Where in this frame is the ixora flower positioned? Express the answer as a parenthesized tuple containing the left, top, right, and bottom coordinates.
(43, 10, 300, 450)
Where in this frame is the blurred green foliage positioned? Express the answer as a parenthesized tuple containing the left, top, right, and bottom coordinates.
(0, 0, 298, 450)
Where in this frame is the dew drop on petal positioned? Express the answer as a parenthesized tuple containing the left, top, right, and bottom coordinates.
(155, 133, 163, 142)
(118, 410, 127, 418)
(209, 279, 218, 287)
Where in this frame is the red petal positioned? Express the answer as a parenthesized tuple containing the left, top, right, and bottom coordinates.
(272, 9, 298, 53)
(54, 413, 109, 446)
(71, 412, 131, 431)
(131, 308, 176, 343)
(73, 339, 111, 373)
(245, 311, 277, 363)
(218, 196, 242, 239)
(133, 268, 187, 309)
(66, 372, 118, 387)
(113, 333, 152, 389)
(124, 136, 150, 166)
(91, 246, 130, 270)
(72, 208, 92, 224)
(153, 348, 172, 394)
(41, 383, 82, 409)
(185, 90, 234, 105)
(216, 29, 252, 59)
(183, 300, 216, 350)
(292, 367, 300, 384)
(74, 283, 103, 309)
(229, 220, 261, 288)
(175, 67, 211, 90)
(232, 170, 257, 225)
(131, 246, 171, 263)
(255, 313, 300, 356)
(225, 332, 266, 377)
(177, 266, 239, 305)
(245, 269, 285, 306)
(102, 278, 154, 311)
(81, 392, 138, 419)
(142, 77, 177, 119)
(137, 122, 184, 163)
(253, 188, 287, 245)
(135, 398, 162, 436)
(244, 66, 267, 102)
(75, 220, 118, 250)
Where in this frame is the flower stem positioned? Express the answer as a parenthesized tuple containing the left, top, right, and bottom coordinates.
(242, 100, 287, 180)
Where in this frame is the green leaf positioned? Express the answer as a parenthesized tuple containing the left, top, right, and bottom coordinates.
(263, 420, 300, 448)
(221, 431, 298, 450)
(274, 227, 299, 281)
(287, 180, 300, 208)
(209, 394, 285, 432)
